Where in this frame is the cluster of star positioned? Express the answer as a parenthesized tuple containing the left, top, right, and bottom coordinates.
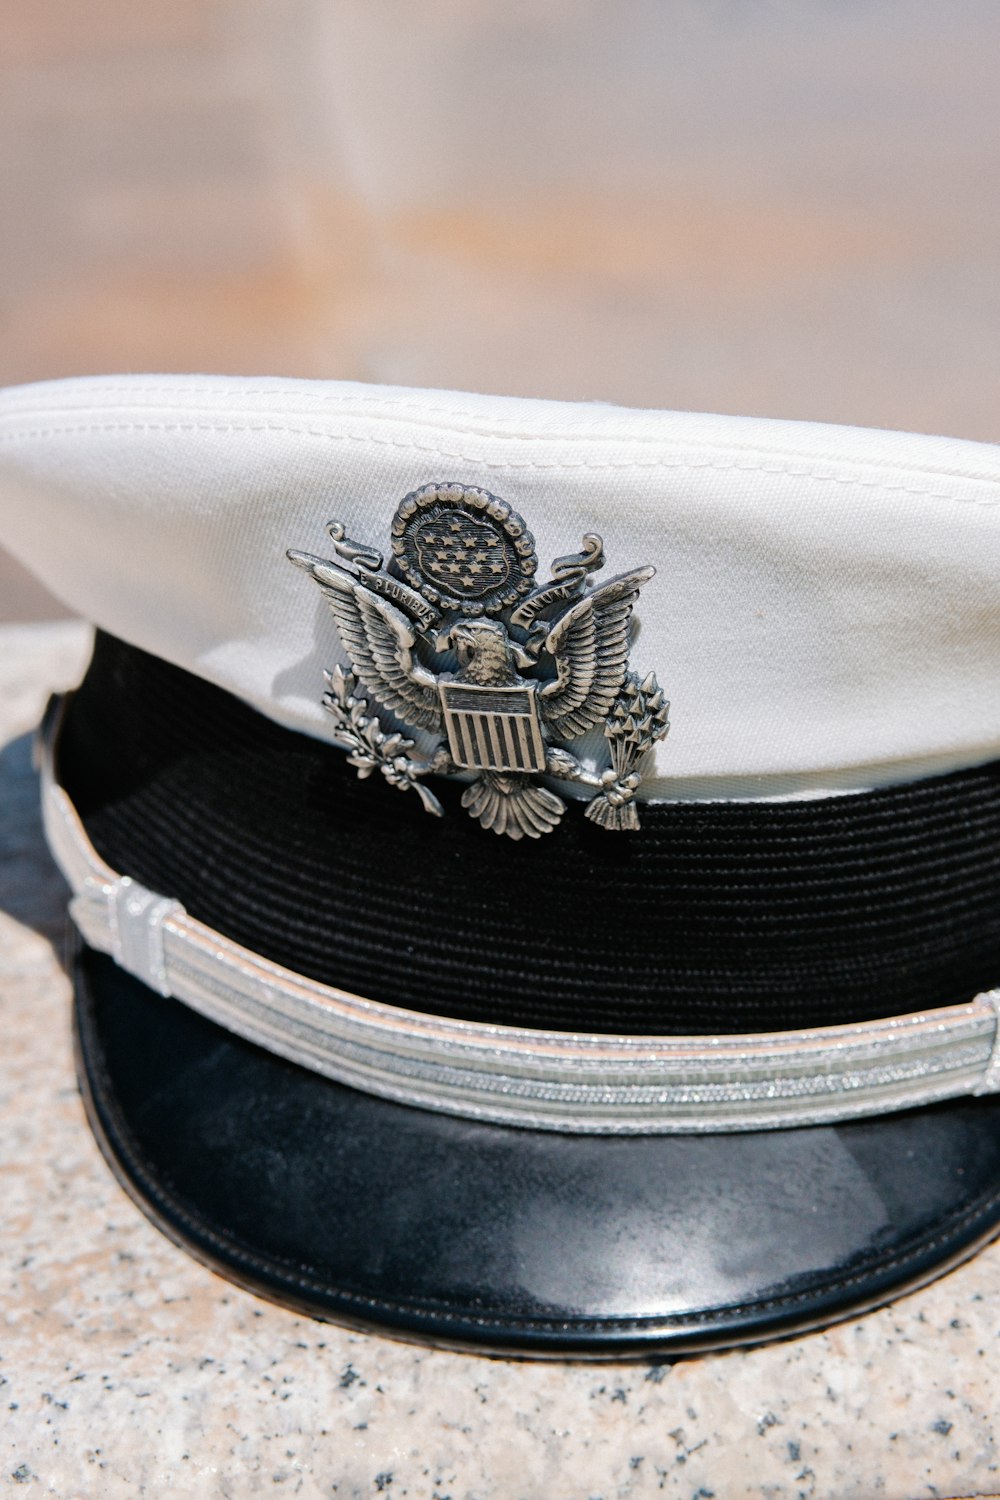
(417, 519, 508, 588)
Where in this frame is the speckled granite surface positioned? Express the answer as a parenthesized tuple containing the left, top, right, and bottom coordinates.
(2, 622, 1000, 1500)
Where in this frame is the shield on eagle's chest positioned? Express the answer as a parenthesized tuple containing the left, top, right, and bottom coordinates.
(440, 682, 546, 773)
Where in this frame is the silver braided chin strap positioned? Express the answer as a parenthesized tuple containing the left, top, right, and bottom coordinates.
(39, 697, 1000, 1136)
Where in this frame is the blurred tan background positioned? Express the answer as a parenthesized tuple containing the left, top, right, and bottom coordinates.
(2, 0, 999, 619)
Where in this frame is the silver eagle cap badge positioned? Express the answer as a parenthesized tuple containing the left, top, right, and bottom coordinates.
(288, 482, 669, 839)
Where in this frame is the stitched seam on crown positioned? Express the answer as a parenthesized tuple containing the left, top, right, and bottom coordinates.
(1, 422, 997, 504)
(4, 384, 1000, 488)
(8, 386, 654, 432)
(79, 985, 1000, 1335)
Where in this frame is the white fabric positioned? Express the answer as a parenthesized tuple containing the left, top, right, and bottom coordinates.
(2, 373, 999, 800)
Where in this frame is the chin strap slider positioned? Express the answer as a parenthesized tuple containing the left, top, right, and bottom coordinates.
(974, 989, 1000, 1095)
(73, 876, 183, 998)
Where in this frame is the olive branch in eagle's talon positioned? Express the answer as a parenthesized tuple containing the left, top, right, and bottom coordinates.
(322, 665, 447, 817)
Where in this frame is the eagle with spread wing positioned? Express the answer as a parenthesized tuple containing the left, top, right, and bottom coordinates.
(288, 486, 665, 838)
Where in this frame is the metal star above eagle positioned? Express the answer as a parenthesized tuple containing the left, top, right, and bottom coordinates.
(288, 482, 669, 839)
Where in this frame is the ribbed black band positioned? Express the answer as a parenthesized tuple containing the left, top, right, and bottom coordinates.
(58, 631, 1000, 1036)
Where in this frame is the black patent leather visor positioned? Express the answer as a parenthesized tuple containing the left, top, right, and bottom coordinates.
(75, 941, 1000, 1356)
